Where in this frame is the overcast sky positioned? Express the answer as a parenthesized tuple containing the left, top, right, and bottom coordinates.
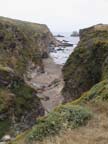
(0, 0, 108, 32)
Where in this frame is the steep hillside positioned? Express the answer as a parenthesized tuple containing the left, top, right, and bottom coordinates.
(62, 24, 108, 102)
(0, 17, 56, 138)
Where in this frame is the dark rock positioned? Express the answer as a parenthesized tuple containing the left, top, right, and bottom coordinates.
(42, 52, 49, 59)
(55, 34, 64, 37)
(57, 48, 64, 51)
(0, 31, 5, 42)
(58, 43, 73, 47)
(62, 40, 69, 43)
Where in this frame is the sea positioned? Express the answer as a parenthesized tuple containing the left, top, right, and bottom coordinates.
(50, 33, 79, 65)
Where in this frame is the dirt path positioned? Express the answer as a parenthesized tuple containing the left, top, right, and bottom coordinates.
(28, 57, 64, 113)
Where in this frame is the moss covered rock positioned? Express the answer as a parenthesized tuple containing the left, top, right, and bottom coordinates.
(62, 24, 108, 102)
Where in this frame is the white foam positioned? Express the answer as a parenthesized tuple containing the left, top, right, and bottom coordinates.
(50, 34, 79, 65)
(50, 45, 76, 65)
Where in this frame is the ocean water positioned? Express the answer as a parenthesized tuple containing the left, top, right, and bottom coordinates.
(50, 33, 79, 65)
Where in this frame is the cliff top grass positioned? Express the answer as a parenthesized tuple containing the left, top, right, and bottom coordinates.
(0, 16, 49, 34)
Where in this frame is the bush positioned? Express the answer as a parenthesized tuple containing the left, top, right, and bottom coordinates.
(28, 105, 92, 141)
(56, 105, 92, 128)
(28, 112, 62, 141)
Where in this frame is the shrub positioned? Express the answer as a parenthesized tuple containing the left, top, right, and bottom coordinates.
(56, 105, 92, 128)
(28, 105, 92, 141)
(28, 112, 62, 141)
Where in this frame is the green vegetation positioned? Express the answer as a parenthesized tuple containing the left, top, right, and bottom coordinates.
(27, 104, 92, 142)
(0, 120, 11, 138)
(70, 80, 108, 105)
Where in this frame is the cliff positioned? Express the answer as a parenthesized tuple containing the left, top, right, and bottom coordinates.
(62, 24, 108, 102)
(0, 16, 56, 138)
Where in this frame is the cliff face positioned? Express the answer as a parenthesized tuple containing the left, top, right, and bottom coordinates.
(62, 24, 108, 102)
(0, 17, 55, 138)
(0, 16, 56, 77)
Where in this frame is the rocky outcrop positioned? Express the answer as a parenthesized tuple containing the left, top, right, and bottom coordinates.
(62, 24, 108, 102)
(0, 17, 56, 138)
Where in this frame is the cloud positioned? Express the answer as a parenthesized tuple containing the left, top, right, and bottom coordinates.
(0, 0, 108, 32)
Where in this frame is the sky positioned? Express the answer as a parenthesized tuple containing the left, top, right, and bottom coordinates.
(0, 0, 108, 33)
